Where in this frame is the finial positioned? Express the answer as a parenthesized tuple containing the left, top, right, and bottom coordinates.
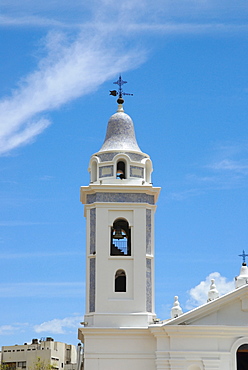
(207, 279, 219, 302)
(109, 75, 133, 108)
(170, 296, 183, 318)
(239, 250, 248, 265)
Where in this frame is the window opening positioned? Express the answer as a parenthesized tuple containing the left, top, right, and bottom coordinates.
(111, 219, 131, 256)
(91, 161, 97, 183)
(116, 161, 125, 179)
(115, 270, 126, 292)
(237, 344, 248, 370)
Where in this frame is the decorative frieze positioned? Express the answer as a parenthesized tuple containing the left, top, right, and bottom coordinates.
(90, 208, 96, 254)
(86, 192, 155, 205)
(97, 152, 146, 163)
(130, 165, 144, 178)
(97, 152, 118, 162)
(89, 258, 96, 312)
(146, 258, 152, 312)
(99, 165, 114, 178)
(146, 209, 152, 254)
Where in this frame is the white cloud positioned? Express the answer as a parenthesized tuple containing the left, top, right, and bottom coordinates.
(0, 15, 71, 28)
(208, 159, 248, 174)
(1, 0, 248, 156)
(168, 141, 248, 200)
(0, 325, 17, 335)
(0, 323, 29, 335)
(0, 251, 83, 259)
(0, 29, 145, 156)
(34, 315, 83, 334)
(186, 272, 235, 309)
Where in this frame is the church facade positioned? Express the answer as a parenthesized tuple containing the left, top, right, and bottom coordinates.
(78, 81, 248, 370)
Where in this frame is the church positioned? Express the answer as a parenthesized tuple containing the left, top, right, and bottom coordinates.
(78, 77, 248, 370)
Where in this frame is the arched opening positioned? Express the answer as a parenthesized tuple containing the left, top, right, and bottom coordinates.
(237, 344, 248, 369)
(110, 219, 131, 256)
(115, 270, 126, 292)
(91, 160, 97, 183)
(145, 159, 152, 183)
(116, 161, 126, 179)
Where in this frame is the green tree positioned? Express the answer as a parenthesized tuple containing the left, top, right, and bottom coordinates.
(0, 364, 10, 370)
(29, 358, 53, 370)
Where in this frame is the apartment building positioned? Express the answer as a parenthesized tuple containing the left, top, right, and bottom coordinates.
(1, 338, 78, 370)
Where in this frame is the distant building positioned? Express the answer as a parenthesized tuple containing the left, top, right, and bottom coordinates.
(1, 338, 78, 370)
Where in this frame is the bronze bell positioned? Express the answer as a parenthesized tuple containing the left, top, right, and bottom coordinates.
(113, 227, 125, 240)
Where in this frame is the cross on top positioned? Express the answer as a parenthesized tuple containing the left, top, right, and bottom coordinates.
(109, 75, 133, 104)
(239, 250, 248, 264)
(113, 76, 127, 98)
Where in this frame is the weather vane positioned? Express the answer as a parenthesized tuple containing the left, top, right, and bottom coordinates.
(109, 75, 133, 104)
(239, 250, 248, 264)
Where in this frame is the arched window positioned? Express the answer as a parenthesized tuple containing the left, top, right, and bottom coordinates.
(110, 219, 131, 256)
(115, 270, 126, 292)
(145, 159, 152, 183)
(237, 344, 248, 369)
(91, 160, 97, 183)
(116, 161, 126, 179)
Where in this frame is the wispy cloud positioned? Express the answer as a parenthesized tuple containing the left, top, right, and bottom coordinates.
(0, 221, 54, 226)
(0, 282, 84, 298)
(0, 251, 83, 259)
(166, 141, 248, 200)
(1, 0, 248, 155)
(34, 314, 83, 334)
(186, 272, 234, 309)
(0, 323, 29, 335)
(125, 22, 248, 35)
(0, 28, 145, 156)
(0, 15, 73, 28)
(207, 159, 248, 175)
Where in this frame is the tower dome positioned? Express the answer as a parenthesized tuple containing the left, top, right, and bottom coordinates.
(99, 108, 141, 153)
(89, 101, 153, 186)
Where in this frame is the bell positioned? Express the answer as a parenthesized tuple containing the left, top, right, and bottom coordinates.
(113, 227, 125, 240)
(116, 170, 125, 179)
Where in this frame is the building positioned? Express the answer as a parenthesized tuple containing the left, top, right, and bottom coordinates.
(1, 338, 78, 370)
(78, 78, 248, 369)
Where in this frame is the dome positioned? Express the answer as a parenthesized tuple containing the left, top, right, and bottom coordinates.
(99, 111, 141, 152)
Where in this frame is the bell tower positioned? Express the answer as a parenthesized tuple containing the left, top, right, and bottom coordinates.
(80, 77, 160, 329)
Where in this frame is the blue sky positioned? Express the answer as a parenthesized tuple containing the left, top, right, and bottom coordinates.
(1, 0, 248, 346)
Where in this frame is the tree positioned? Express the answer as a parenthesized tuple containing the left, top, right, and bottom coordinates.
(0, 365, 10, 370)
(30, 358, 54, 370)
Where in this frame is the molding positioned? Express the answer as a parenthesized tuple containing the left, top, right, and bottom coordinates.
(162, 284, 248, 326)
(94, 151, 148, 163)
(150, 324, 248, 337)
(86, 192, 155, 205)
(80, 184, 161, 204)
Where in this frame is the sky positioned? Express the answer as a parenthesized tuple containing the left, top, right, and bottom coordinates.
(1, 0, 248, 347)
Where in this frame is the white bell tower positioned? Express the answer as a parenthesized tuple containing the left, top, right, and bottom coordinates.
(79, 78, 160, 331)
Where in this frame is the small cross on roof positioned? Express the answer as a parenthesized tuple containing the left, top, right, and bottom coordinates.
(239, 250, 248, 264)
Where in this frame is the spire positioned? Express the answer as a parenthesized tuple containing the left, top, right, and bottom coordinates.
(207, 279, 219, 302)
(109, 75, 133, 107)
(170, 296, 183, 318)
(235, 250, 248, 288)
(239, 250, 248, 264)
(99, 76, 141, 153)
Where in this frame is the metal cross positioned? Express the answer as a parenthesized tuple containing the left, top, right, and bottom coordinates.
(113, 75, 127, 98)
(239, 250, 248, 264)
(109, 75, 133, 101)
